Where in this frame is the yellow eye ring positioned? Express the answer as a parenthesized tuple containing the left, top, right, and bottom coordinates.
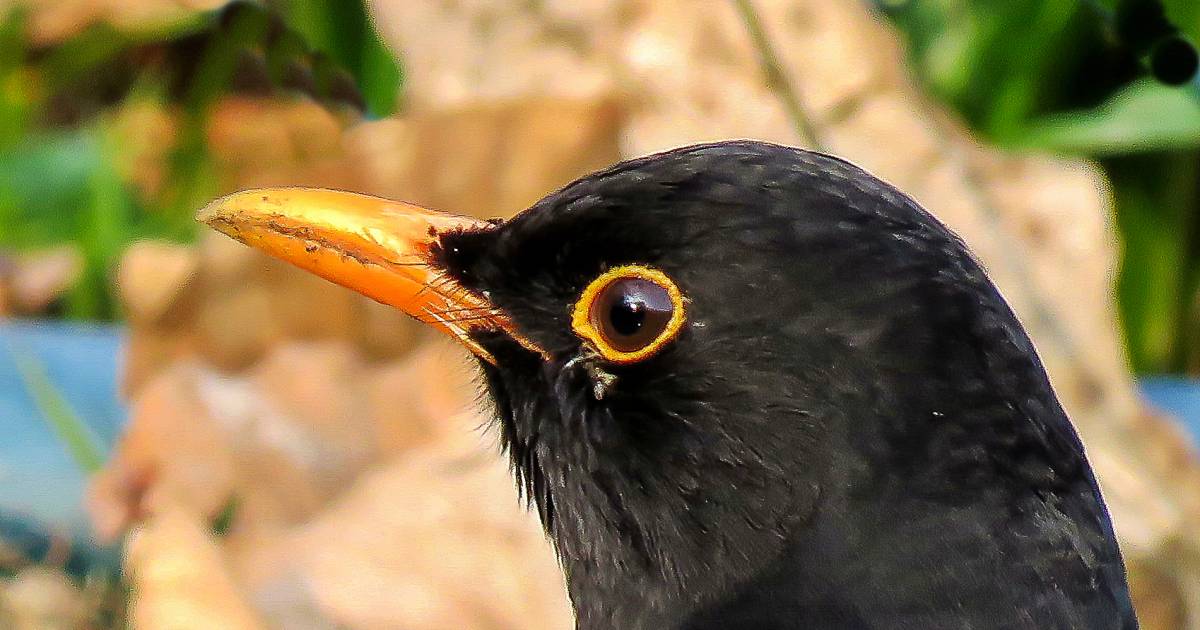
(571, 265, 687, 364)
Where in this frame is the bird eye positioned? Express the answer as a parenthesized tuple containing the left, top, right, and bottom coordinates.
(571, 265, 686, 363)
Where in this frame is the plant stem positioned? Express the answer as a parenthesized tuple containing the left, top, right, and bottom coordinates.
(732, 0, 824, 150)
(5, 335, 105, 474)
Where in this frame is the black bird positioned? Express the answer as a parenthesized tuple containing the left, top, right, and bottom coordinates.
(199, 140, 1137, 629)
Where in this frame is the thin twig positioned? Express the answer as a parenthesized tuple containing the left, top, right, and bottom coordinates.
(732, 0, 825, 150)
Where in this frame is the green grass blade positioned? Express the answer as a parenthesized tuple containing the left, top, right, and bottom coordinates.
(5, 336, 106, 474)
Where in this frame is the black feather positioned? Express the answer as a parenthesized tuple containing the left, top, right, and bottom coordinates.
(439, 141, 1137, 629)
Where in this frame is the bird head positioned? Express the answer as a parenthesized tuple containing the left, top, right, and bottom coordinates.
(199, 141, 1098, 623)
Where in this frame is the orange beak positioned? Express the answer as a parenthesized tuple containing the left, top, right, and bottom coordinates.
(197, 188, 546, 364)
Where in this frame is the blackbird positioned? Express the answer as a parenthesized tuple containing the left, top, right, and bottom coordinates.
(199, 141, 1137, 629)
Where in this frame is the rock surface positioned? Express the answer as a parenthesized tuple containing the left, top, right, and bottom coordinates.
(0, 246, 83, 317)
(93, 342, 573, 629)
(86, 1, 1200, 628)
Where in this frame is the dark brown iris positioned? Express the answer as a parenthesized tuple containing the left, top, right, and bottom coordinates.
(589, 277, 675, 353)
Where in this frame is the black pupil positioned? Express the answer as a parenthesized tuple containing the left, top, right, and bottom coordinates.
(591, 277, 675, 353)
(609, 298, 646, 336)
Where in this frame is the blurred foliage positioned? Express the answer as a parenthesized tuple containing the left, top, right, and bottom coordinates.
(0, 1, 399, 320)
(882, 0, 1200, 375)
(0, 513, 126, 627)
(1, 0, 1198, 377)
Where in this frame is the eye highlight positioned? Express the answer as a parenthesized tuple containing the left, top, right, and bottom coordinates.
(571, 265, 686, 363)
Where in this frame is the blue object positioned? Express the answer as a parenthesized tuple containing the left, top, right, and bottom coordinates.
(1139, 376, 1200, 445)
(0, 318, 125, 534)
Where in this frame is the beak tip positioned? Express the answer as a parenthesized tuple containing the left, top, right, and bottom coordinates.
(194, 201, 220, 227)
(195, 191, 238, 225)
(195, 203, 236, 242)
(195, 190, 270, 240)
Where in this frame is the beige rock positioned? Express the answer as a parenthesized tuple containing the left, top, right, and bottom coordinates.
(367, 0, 618, 109)
(207, 98, 357, 194)
(1128, 558, 1188, 630)
(111, 100, 180, 202)
(249, 447, 572, 630)
(126, 506, 266, 630)
(10, 245, 83, 314)
(0, 567, 90, 630)
(119, 325, 206, 399)
(266, 264, 362, 342)
(354, 298, 422, 360)
(367, 341, 485, 457)
(117, 242, 421, 397)
(15, 0, 227, 45)
(96, 336, 571, 629)
(198, 230, 261, 286)
(89, 361, 239, 543)
(342, 98, 624, 218)
(193, 284, 282, 371)
(97, 342, 466, 545)
(117, 240, 200, 325)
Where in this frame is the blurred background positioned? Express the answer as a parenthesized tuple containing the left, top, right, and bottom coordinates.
(0, 0, 1198, 628)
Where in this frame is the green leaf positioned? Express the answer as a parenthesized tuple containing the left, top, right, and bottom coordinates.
(1019, 80, 1200, 154)
(39, 23, 131, 91)
(0, 132, 100, 250)
(274, 0, 401, 117)
(1109, 152, 1200, 373)
(210, 495, 239, 537)
(0, 9, 33, 151)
